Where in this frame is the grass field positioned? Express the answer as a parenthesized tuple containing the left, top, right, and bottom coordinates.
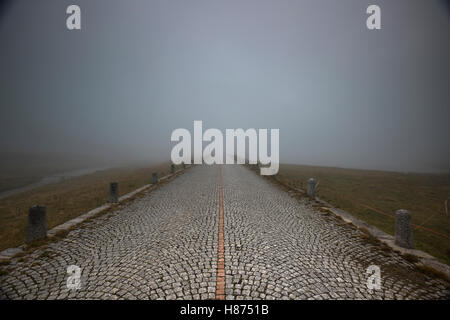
(275, 164, 450, 265)
(0, 162, 176, 251)
(0, 152, 111, 193)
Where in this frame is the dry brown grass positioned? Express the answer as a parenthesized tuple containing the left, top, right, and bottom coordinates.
(0, 162, 179, 251)
(275, 164, 450, 265)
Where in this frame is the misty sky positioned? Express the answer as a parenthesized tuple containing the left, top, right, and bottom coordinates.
(0, 0, 449, 172)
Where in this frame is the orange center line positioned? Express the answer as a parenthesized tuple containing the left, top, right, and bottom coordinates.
(216, 166, 225, 300)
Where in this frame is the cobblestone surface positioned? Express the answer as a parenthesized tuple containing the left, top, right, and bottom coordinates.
(0, 166, 219, 300)
(222, 165, 449, 300)
(0, 165, 449, 300)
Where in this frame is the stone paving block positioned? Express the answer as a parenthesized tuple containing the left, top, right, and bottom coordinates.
(0, 165, 448, 300)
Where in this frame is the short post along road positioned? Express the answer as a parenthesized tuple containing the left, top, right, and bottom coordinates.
(0, 165, 448, 299)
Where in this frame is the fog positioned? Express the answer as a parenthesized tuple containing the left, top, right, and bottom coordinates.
(0, 0, 449, 172)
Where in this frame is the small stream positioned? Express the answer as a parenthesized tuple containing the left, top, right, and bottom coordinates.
(0, 167, 110, 200)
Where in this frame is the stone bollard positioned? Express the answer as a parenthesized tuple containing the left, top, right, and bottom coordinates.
(171, 164, 175, 174)
(152, 172, 158, 184)
(307, 178, 315, 199)
(110, 182, 118, 203)
(395, 209, 414, 249)
(26, 205, 47, 243)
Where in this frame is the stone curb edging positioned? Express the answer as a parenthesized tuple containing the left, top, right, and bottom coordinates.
(248, 165, 450, 280)
(0, 165, 193, 263)
(314, 197, 450, 280)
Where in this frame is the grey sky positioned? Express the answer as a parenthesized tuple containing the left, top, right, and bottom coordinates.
(0, 0, 449, 172)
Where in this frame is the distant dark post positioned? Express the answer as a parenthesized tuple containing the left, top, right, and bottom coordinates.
(152, 172, 158, 184)
(110, 182, 118, 203)
(26, 205, 47, 243)
(395, 209, 414, 249)
(182, 162, 186, 169)
(307, 178, 315, 199)
(171, 164, 175, 174)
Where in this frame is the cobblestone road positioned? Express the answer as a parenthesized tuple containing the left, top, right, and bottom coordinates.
(0, 165, 449, 299)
